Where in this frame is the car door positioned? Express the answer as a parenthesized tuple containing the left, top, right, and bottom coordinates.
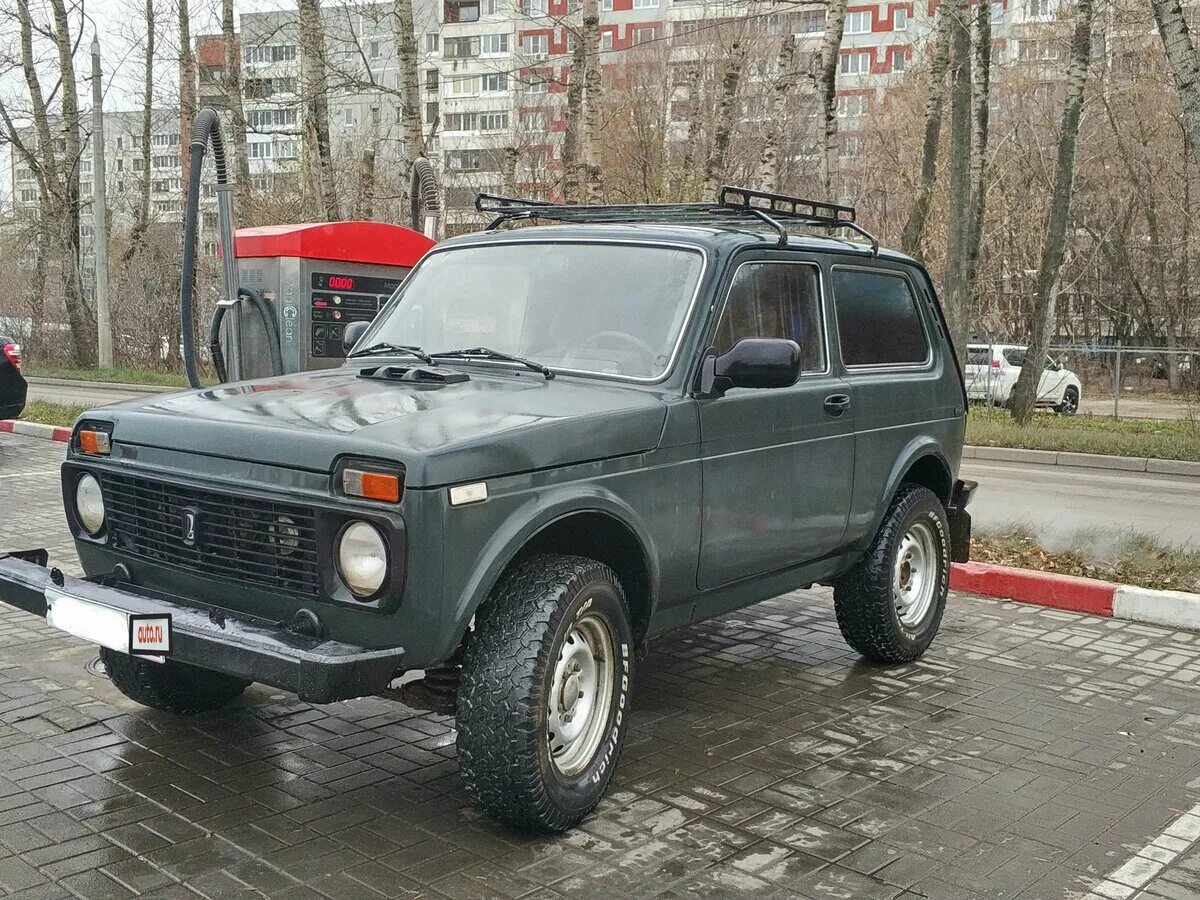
(696, 256, 854, 590)
(1039, 354, 1069, 404)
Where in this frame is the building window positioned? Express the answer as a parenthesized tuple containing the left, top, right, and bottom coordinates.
(890, 47, 906, 71)
(153, 154, 181, 168)
(481, 0, 500, 13)
(444, 112, 475, 130)
(445, 36, 481, 58)
(481, 33, 509, 54)
(425, 32, 439, 52)
(369, 39, 381, 58)
(447, 75, 479, 95)
(845, 11, 872, 34)
(525, 74, 548, 93)
(840, 51, 872, 75)
(482, 72, 508, 92)
(633, 25, 655, 44)
(152, 132, 181, 147)
(600, 31, 613, 51)
(633, 0, 656, 7)
(798, 9, 826, 32)
(447, 149, 484, 171)
(521, 110, 547, 131)
(1026, 0, 1050, 15)
(601, 0, 613, 8)
(246, 44, 297, 65)
(893, 7, 907, 29)
(522, 0, 548, 15)
(426, 68, 439, 90)
(479, 110, 509, 130)
(991, 1, 1004, 21)
(837, 94, 867, 117)
(19, 189, 37, 202)
(426, 102, 440, 124)
(247, 107, 298, 129)
(522, 34, 548, 58)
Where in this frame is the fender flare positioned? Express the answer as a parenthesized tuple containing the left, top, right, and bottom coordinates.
(880, 437, 953, 511)
(442, 485, 662, 659)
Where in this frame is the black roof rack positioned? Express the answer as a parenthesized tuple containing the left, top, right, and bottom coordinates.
(475, 185, 880, 255)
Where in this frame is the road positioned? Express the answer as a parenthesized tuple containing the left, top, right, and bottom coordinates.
(961, 457, 1200, 545)
(2, 429, 1200, 899)
(25, 377, 169, 408)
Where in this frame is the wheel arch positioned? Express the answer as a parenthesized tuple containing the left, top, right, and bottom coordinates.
(448, 490, 660, 658)
(888, 442, 954, 507)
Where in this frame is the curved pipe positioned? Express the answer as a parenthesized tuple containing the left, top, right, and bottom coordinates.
(409, 156, 441, 238)
(180, 108, 228, 388)
(237, 286, 283, 379)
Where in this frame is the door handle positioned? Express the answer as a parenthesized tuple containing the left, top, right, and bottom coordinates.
(824, 394, 851, 416)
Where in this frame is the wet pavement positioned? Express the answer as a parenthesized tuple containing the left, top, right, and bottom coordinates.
(2, 431, 1200, 899)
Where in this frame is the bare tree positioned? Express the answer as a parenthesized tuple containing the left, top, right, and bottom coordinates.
(703, 39, 748, 199)
(756, 33, 797, 192)
(901, 5, 951, 256)
(942, 0, 972, 354)
(393, 0, 423, 190)
(125, 0, 155, 263)
(299, 0, 340, 219)
(581, 0, 603, 201)
(222, 0, 251, 213)
(1148, 0, 1200, 165)
(966, 0, 993, 288)
(561, 15, 587, 202)
(1011, 0, 1095, 424)
(178, 0, 196, 184)
(817, 0, 849, 201)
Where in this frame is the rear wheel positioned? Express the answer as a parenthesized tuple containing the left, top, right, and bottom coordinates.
(456, 554, 634, 833)
(834, 485, 949, 663)
(100, 648, 249, 715)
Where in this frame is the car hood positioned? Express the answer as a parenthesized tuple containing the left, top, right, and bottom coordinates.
(92, 366, 669, 487)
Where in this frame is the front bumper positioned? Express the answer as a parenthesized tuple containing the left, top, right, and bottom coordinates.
(0, 551, 405, 704)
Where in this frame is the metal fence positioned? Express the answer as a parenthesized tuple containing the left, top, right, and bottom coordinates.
(968, 341, 1200, 421)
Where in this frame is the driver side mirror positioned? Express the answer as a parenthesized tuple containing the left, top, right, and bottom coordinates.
(343, 320, 371, 356)
(698, 338, 802, 397)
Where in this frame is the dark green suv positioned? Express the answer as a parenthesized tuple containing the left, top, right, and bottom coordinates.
(0, 189, 974, 833)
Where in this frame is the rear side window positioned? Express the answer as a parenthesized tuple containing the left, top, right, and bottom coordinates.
(967, 348, 991, 366)
(715, 262, 826, 373)
(832, 268, 929, 368)
(1003, 349, 1027, 367)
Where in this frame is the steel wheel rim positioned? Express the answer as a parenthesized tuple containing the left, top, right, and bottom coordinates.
(547, 611, 614, 777)
(893, 521, 938, 630)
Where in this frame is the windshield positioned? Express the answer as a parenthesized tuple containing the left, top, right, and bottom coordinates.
(360, 241, 706, 379)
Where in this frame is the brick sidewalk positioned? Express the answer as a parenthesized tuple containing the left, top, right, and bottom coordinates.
(2, 432, 1200, 899)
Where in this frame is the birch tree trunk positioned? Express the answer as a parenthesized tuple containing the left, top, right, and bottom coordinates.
(702, 41, 748, 200)
(299, 0, 340, 220)
(941, 0, 972, 358)
(757, 34, 797, 192)
(581, 0, 603, 202)
(178, 0, 195, 189)
(966, 0, 992, 288)
(222, 0, 251, 214)
(49, 0, 96, 366)
(1149, 0, 1200, 165)
(817, 0, 849, 202)
(125, 0, 154, 263)
(561, 23, 586, 202)
(1011, 0, 1094, 424)
(901, 4, 951, 256)
(394, 0, 424, 196)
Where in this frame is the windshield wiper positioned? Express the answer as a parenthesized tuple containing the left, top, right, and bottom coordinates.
(431, 347, 555, 380)
(348, 342, 433, 364)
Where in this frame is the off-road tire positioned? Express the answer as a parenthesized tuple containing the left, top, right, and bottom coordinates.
(100, 648, 249, 715)
(457, 554, 634, 834)
(833, 484, 949, 664)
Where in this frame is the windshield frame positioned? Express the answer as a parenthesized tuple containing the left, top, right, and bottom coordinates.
(357, 236, 711, 385)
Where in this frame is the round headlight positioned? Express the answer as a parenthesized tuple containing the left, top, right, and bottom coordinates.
(337, 521, 387, 598)
(75, 474, 105, 535)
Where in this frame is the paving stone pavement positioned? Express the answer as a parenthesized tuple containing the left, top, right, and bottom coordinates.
(2, 431, 1200, 900)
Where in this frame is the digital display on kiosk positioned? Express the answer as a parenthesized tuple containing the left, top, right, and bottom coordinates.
(311, 272, 405, 296)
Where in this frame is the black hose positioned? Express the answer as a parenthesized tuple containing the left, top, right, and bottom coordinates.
(410, 156, 441, 235)
(180, 108, 229, 388)
(207, 305, 228, 384)
(237, 287, 283, 379)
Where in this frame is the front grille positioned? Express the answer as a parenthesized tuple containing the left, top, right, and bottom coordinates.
(100, 472, 321, 597)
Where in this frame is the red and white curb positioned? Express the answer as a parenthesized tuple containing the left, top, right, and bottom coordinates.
(952, 561, 1200, 631)
(0, 419, 70, 443)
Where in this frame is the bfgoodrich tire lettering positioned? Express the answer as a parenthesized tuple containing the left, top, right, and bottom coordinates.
(456, 554, 634, 833)
(834, 484, 949, 663)
(100, 647, 249, 714)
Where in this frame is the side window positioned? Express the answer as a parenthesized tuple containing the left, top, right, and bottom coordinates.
(714, 262, 826, 373)
(1003, 348, 1027, 368)
(832, 268, 929, 367)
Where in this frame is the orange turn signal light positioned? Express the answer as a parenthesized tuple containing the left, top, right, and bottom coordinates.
(78, 430, 111, 455)
(343, 468, 401, 503)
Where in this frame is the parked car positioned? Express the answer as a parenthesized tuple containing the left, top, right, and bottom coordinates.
(0, 189, 975, 834)
(0, 337, 27, 420)
(965, 343, 1082, 414)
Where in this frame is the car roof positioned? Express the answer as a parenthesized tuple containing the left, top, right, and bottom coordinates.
(438, 223, 921, 266)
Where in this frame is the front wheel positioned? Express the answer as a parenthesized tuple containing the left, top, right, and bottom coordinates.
(1057, 386, 1079, 416)
(100, 648, 249, 715)
(456, 554, 634, 833)
(834, 485, 950, 663)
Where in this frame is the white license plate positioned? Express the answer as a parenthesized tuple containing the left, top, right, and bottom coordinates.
(45, 590, 171, 661)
